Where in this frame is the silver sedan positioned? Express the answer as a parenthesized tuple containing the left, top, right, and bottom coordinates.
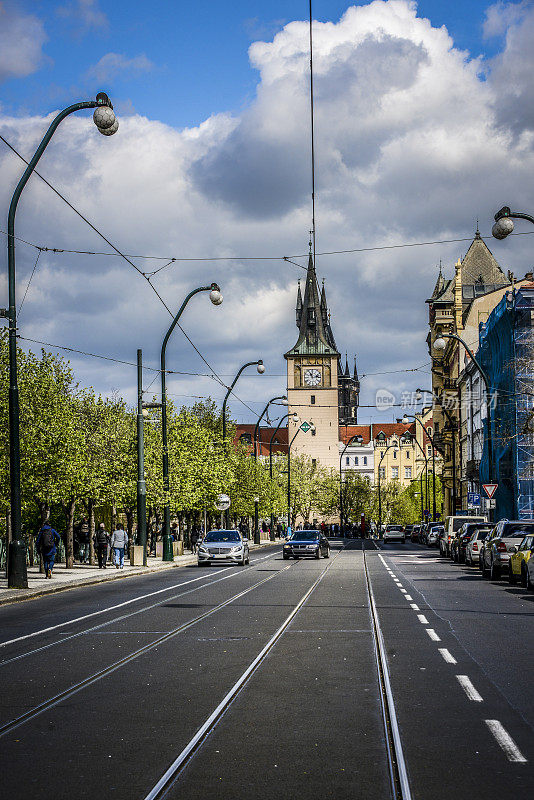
(197, 530, 250, 566)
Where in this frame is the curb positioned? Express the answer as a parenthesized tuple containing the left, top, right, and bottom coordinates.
(0, 541, 278, 607)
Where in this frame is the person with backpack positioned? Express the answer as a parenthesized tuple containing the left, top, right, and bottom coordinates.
(190, 526, 199, 554)
(94, 523, 110, 569)
(76, 517, 90, 563)
(110, 523, 128, 569)
(36, 523, 60, 579)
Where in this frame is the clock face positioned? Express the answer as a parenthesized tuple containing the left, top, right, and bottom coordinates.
(304, 368, 322, 387)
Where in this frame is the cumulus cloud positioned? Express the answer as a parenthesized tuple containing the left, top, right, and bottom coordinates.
(483, 0, 529, 38)
(85, 52, 154, 83)
(2, 0, 534, 421)
(56, 0, 108, 35)
(0, 2, 47, 82)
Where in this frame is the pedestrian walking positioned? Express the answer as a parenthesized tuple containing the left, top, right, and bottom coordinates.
(191, 526, 199, 554)
(94, 523, 110, 569)
(75, 517, 90, 563)
(36, 523, 60, 578)
(111, 523, 128, 569)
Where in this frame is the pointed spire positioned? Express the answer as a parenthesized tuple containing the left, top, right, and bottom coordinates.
(344, 352, 350, 377)
(296, 279, 303, 328)
(320, 278, 327, 309)
(430, 261, 446, 300)
(353, 356, 359, 382)
(475, 219, 481, 239)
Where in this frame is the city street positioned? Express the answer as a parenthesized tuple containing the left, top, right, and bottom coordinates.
(0, 539, 532, 800)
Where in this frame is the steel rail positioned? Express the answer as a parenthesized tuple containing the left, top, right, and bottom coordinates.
(0, 562, 296, 738)
(142, 547, 345, 800)
(0, 552, 278, 668)
(364, 541, 413, 800)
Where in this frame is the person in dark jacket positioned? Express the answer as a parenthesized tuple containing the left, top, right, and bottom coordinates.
(75, 517, 90, 563)
(191, 526, 199, 554)
(94, 523, 110, 569)
(36, 523, 60, 578)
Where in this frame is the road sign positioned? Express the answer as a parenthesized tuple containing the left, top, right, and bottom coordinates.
(300, 421, 312, 433)
(215, 493, 230, 511)
(482, 483, 498, 499)
(468, 492, 481, 507)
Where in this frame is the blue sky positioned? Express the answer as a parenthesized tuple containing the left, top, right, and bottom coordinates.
(1, 1, 534, 424)
(1, 1, 518, 126)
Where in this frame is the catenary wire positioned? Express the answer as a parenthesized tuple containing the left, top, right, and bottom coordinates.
(18, 248, 42, 314)
(0, 134, 260, 417)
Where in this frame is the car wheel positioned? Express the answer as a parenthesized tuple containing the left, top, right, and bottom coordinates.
(466, 553, 472, 566)
(508, 564, 517, 585)
(490, 559, 500, 581)
(481, 556, 488, 578)
(315, 548, 321, 559)
(527, 567, 534, 592)
(283, 553, 289, 560)
(324, 548, 330, 558)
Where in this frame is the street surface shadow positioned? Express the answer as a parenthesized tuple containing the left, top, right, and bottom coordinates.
(162, 603, 205, 608)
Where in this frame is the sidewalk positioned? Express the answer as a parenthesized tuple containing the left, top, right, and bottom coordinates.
(0, 541, 277, 606)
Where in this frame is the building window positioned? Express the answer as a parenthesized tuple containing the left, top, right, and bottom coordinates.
(391, 467, 399, 479)
(393, 450, 397, 459)
(363, 456, 367, 465)
(355, 456, 359, 466)
(311, 428, 316, 436)
(427, 445, 432, 457)
(406, 451, 410, 459)
(346, 456, 350, 465)
(379, 467, 385, 479)
(311, 395, 315, 405)
(405, 467, 412, 479)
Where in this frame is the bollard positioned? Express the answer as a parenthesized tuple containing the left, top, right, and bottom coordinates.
(8, 540, 28, 589)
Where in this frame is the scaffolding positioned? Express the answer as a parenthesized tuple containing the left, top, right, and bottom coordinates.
(479, 285, 534, 519)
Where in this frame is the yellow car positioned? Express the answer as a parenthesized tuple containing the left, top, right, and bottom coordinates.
(508, 534, 534, 587)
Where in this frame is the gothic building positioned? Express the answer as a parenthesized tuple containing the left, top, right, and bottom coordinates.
(284, 250, 360, 470)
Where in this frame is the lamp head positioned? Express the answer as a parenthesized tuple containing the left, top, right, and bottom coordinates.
(415, 390, 422, 403)
(291, 413, 299, 423)
(492, 215, 514, 240)
(257, 360, 265, 374)
(433, 336, 446, 352)
(401, 414, 410, 424)
(280, 396, 288, 405)
(209, 284, 223, 305)
(93, 105, 116, 131)
(96, 92, 112, 107)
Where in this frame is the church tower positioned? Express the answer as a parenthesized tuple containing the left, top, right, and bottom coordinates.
(284, 251, 341, 471)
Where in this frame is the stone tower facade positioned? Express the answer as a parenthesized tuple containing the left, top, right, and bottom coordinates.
(285, 252, 359, 471)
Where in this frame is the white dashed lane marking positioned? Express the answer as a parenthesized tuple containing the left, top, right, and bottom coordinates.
(404, 595, 413, 600)
(426, 628, 441, 641)
(485, 720, 527, 763)
(438, 648, 457, 664)
(456, 675, 483, 702)
(410, 603, 420, 610)
(417, 614, 429, 625)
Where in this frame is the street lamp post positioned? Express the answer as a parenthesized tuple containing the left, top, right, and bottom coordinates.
(222, 359, 265, 527)
(377, 444, 396, 537)
(433, 333, 494, 518)
(402, 412, 437, 521)
(137, 350, 147, 567)
(160, 283, 222, 561)
(5, 93, 117, 588)
(339, 435, 363, 535)
(492, 206, 534, 240)
(269, 413, 299, 538)
(287, 423, 315, 529)
(254, 496, 260, 545)
(253, 395, 287, 461)
(420, 384, 458, 516)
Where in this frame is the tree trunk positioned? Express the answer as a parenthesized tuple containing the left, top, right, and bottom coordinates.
(111, 502, 117, 533)
(62, 498, 76, 568)
(125, 508, 134, 561)
(87, 500, 95, 566)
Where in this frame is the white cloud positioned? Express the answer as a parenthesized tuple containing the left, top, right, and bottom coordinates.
(85, 52, 154, 83)
(0, 2, 47, 82)
(2, 0, 534, 422)
(483, 0, 529, 38)
(56, 0, 108, 35)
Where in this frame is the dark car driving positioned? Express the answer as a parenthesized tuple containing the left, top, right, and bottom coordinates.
(283, 530, 330, 559)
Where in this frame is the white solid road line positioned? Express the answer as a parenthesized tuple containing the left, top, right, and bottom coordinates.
(485, 720, 527, 763)
(426, 628, 441, 641)
(0, 551, 276, 649)
(417, 614, 429, 625)
(456, 675, 483, 702)
(438, 648, 457, 664)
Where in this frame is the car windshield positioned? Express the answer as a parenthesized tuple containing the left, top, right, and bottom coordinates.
(474, 530, 489, 540)
(291, 531, 319, 540)
(430, 527, 444, 534)
(204, 531, 241, 543)
(453, 517, 485, 531)
(502, 523, 534, 539)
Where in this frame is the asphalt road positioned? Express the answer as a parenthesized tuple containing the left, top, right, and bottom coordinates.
(0, 539, 532, 799)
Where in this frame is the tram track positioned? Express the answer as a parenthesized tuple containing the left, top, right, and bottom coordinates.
(0, 559, 295, 739)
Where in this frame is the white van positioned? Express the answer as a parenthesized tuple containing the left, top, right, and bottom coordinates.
(440, 515, 487, 557)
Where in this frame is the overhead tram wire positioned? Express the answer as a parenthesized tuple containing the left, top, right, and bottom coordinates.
(309, 0, 317, 265)
(0, 134, 258, 417)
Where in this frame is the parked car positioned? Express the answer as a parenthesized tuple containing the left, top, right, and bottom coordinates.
(508, 533, 534, 586)
(404, 525, 414, 539)
(427, 525, 444, 547)
(480, 520, 534, 580)
(451, 523, 492, 563)
(383, 524, 405, 543)
(411, 524, 421, 543)
(283, 530, 330, 559)
(465, 528, 491, 566)
(197, 530, 249, 567)
(441, 515, 487, 556)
